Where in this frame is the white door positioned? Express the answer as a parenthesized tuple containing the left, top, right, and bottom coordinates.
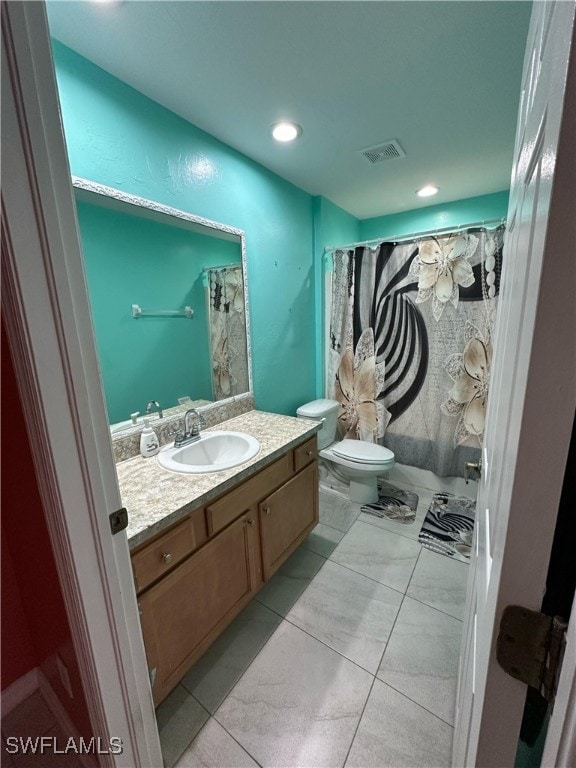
(453, 2, 576, 766)
(1, 3, 163, 765)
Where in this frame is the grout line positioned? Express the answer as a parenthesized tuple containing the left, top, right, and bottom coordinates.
(348, 517, 424, 547)
(209, 712, 264, 768)
(181, 713, 264, 768)
(375, 679, 457, 729)
(406, 543, 422, 587)
(278, 614, 379, 677)
(341, 667, 379, 767)
(181, 605, 287, 712)
(373, 575, 461, 728)
(402, 593, 465, 622)
(255, 577, 404, 680)
(327, 552, 419, 599)
(317, 516, 359, 535)
(159, 688, 211, 768)
(342, 578, 455, 767)
(357, 513, 423, 543)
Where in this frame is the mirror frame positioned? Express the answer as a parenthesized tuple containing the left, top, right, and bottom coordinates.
(71, 176, 253, 437)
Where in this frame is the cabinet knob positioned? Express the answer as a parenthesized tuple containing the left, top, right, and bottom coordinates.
(161, 552, 173, 564)
(247, 519, 255, 527)
(263, 506, 271, 515)
(306, 450, 313, 456)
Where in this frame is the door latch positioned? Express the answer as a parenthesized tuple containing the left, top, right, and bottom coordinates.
(496, 605, 568, 702)
(464, 460, 482, 484)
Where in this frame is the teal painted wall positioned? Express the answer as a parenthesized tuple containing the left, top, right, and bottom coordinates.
(313, 197, 359, 397)
(359, 190, 509, 241)
(76, 200, 241, 423)
(52, 41, 316, 416)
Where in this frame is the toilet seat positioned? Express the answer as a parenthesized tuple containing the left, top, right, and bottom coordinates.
(320, 442, 395, 473)
(332, 439, 394, 465)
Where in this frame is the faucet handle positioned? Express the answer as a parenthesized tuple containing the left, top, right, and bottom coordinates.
(172, 431, 186, 447)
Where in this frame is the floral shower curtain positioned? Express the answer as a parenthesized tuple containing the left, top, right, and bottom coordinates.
(207, 265, 249, 400)
(327, 226, 505, 477)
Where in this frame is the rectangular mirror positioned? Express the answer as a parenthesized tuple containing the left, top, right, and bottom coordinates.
(72, 177, 252, 435)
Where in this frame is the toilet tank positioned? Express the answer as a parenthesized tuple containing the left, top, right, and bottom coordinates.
(296, 399, 340, 450)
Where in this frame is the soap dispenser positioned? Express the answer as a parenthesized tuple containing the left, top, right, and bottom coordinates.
(140, 418, 159, 458)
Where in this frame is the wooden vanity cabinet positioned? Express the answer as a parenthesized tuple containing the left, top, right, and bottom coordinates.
(138, 510, 260, 704)
(260, 461, 318, 580)
(133, 435, 319, 706)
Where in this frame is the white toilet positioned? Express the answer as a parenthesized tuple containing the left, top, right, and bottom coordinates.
(296, 398, 395, 504)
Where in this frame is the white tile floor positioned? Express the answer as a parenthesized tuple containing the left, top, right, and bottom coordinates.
(158, 474, 473, 768)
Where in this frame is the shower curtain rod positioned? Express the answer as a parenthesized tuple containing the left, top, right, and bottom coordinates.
(202, 263, 241, 272)
(324, 217, 505, 254)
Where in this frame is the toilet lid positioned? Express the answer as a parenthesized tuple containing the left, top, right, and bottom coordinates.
(332, 439, 394, 464)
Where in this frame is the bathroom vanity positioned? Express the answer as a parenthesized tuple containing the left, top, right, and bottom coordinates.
(118, 411, 320, 705)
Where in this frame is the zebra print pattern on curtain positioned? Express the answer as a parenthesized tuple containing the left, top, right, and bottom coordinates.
(327, 226, 504, 477)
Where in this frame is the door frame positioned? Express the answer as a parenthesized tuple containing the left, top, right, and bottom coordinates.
(1, 3, 162, 766)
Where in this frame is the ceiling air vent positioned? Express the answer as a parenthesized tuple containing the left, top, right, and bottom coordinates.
(360, 140, 405, 164)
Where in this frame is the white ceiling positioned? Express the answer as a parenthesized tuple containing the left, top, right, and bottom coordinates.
(46, 1, 532, 220)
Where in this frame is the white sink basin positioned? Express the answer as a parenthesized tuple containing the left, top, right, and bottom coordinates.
(157, 431, 260, 474)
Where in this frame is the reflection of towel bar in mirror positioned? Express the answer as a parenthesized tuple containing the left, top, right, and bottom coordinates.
(131, 304, 194, 319)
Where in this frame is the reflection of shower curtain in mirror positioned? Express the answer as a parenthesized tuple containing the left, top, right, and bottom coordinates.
(207, 266, 249, 400)
(327, 226, 505, 477)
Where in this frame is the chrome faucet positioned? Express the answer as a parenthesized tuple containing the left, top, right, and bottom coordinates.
(174, 408, 206, 447)
(146, 400, 163, 419)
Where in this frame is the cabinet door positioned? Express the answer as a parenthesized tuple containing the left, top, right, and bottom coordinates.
(259, 461, 318, 581)
(139, 511, 259, 705)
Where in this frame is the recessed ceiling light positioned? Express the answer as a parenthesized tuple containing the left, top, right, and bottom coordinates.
(417, 185, 439, 198)
(271, 122, 302, 142)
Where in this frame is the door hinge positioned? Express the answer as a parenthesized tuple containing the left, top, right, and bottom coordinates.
(109, 507, 128, 535)
(497, 605, 568, 702)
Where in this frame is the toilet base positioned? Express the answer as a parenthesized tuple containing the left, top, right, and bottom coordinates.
(349, 476, 379, 505)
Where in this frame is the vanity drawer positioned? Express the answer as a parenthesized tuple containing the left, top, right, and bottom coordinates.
(293, 436, 317, 472)
(206, 453, 292, 536)
(132, 516, 198, 594)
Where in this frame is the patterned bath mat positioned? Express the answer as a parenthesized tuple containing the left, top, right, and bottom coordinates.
(419, 492, 476, 562)
(361, 483, 419, 525)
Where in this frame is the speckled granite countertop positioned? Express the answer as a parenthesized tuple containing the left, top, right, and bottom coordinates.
(117, 410, 320, 549)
